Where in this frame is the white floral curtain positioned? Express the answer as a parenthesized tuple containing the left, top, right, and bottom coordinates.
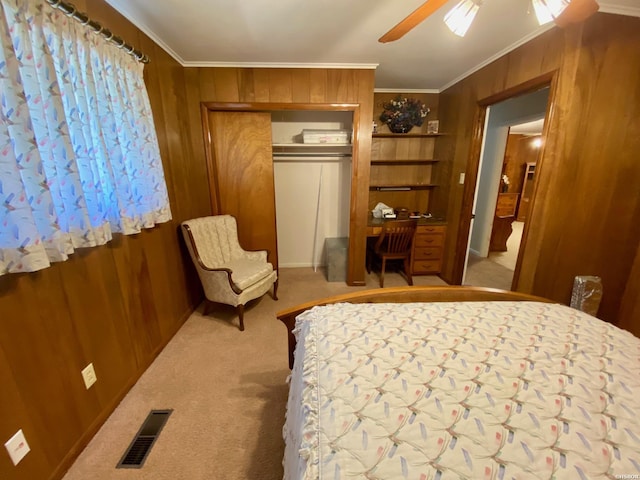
(0, 0, 171, 275)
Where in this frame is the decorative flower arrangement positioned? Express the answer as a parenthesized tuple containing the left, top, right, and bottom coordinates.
(501, 174, 510, 193)
(379, 96, 430, 133)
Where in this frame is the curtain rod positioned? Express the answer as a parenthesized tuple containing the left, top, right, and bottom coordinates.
(44, 0, 150, 64)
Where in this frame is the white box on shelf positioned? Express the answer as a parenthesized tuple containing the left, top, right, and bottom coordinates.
(302, 129, 350, 144)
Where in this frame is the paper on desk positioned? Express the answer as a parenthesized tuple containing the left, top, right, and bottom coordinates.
(372, 202, 392, 219)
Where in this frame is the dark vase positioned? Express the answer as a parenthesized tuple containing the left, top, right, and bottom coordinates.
(387, 123, 413, 134)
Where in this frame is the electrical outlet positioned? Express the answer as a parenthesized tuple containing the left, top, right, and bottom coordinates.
(81, 363, 97, 389)
(4, 429, 30, 466)
(459, 172, 466, 184)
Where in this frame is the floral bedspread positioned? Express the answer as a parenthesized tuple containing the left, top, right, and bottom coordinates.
(283, 301, 640, 479)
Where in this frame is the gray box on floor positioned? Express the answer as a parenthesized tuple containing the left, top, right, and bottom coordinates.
(325, 237, 348, 282)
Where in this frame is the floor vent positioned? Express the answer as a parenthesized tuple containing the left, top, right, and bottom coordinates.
(116, 409, 172, 469)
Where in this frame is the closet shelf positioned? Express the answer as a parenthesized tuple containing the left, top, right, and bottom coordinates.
(272, 142, 352, 159)
(370, 184, 437, 191)
(272, 143, 351, 149)
(372, 133, 444, 138)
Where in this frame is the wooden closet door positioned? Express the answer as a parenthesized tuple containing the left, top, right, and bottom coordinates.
(207, 111, 278, 269)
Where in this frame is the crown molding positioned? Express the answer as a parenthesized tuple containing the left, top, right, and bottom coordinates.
(181, 61, 378, 69)
(104, 0, 186, 64)
(374, 88, 439, 94)
(105, 1, 640, 89)
(599, 3, 640, 17)
(438, 24, 555, 92)
(104, 0, 378, 71)
(438, 8, 640, 92)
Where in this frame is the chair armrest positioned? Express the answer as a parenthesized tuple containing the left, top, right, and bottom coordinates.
(199, 267, 243, 295)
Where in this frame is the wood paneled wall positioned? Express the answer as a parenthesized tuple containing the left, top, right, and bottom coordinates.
(184, 67, 376, 285)
(436, 13, 640, 334)
(0, 2, 210, 479)
(0, 6, 375, 479)
(3, 4, 637, 480)
(502, 134, 540, 196)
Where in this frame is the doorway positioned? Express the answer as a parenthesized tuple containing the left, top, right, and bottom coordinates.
(462, 86, 550, 289)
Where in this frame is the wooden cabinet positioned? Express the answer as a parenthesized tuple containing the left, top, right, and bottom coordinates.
(412, 224, 447, 274)
(369, 133, 442, 214)
(490, 216, 516, 252)
(495, 193, 519, 217)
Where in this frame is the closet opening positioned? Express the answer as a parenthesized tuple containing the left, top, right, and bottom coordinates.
(271, 110, 353, 278)
(201, 102, 362, 285)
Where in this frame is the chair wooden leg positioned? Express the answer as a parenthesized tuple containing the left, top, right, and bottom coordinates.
(202, 300, 212, 316)
(272, 279, 279, 301)
(379, 258, 386, 288)
(404, 258, 414, 286)
(237, 304, 245, 331)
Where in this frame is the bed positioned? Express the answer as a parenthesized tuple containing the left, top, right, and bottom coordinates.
(277, 286, 640, 480)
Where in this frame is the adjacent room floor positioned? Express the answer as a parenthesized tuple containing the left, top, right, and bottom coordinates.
(465, 221, 524, 290)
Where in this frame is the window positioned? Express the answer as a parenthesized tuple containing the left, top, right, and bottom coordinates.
(0, 0, 171, 275)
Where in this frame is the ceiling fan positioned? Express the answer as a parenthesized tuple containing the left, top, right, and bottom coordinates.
(378, 0, 600, 42)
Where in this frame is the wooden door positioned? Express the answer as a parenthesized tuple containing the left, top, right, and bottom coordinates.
(207, 111, 278, 269)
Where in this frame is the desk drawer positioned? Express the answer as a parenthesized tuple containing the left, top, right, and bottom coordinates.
(416, 225, 446, 235)
(414, 234, 444, 248)
(413, 246, 443, 260)
(413, 259, 442, 274)
(496, 194, 519, 217)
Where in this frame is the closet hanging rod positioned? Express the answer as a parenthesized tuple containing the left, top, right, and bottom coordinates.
(273, 152, 352, 158)
(45, 0, 150, 63)
(273, 156, 352, 163)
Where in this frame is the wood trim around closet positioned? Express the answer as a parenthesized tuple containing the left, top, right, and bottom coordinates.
(200, 102, 364, 284)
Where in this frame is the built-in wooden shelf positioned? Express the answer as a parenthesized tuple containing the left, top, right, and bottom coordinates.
(372, 133, 444, 138)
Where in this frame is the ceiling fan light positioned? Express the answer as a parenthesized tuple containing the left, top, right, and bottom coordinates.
(444, 0, 480, 37)
(532, 0, 570, 25)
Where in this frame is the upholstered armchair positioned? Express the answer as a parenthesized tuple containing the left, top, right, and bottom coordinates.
(181, 215, 278, 331)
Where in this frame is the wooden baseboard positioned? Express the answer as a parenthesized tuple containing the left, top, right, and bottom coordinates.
(48, 304, 197, 480)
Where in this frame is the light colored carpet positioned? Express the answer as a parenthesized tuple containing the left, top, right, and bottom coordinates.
(465, 253, 515, 291)
(62, 268, 446, 480)
(463, 221, 524, 290)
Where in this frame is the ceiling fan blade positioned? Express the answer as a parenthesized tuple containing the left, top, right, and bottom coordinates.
(378, 0, 451, 43)
(554, 0, 599, 27)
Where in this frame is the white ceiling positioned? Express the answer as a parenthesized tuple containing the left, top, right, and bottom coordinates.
(105, 0, 640, 91)
(510, 118, 545, 134)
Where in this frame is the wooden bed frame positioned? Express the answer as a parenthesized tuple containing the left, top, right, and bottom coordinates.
(277, 285, 555, 368)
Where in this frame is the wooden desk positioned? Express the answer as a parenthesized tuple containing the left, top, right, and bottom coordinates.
(367, 217, 446, 235)
(367, 218, 447, 274)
